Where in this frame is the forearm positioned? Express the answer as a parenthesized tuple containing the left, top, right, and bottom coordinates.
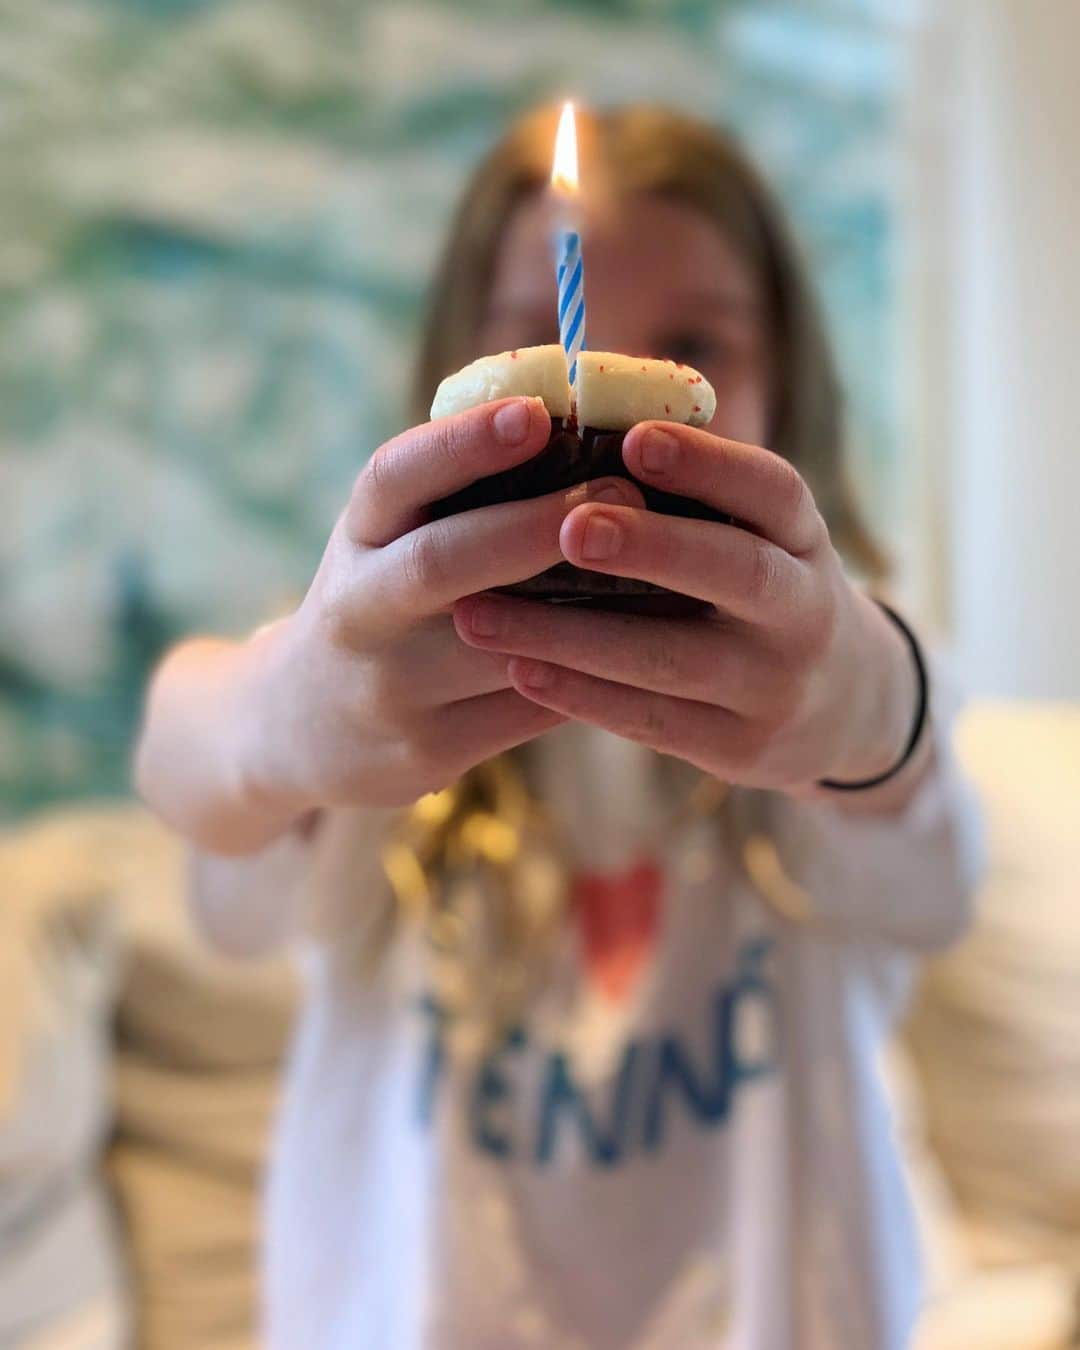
(134, 627, 307, 855)
(189, 803, 402, 958)
(189, 817, 317, 957)
(770, 712, 984, 953)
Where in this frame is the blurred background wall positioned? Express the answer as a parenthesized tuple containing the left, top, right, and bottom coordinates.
(0, 0, 906, 819)
(906, 0, 1080, 699)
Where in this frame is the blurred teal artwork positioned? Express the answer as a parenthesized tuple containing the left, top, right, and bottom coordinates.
(0, 0, 902, 816)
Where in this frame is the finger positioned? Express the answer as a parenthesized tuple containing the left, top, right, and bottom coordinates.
(360, 477, 643, 636)
(347, 396, 551, 547)
(504, 659, 762, 773)
(381, 616, 513, 707)
(558, 503, 813, 627)
(414, 687, 568, 777)
(454, 594, 787, 715)
(622, 421, 825, 556)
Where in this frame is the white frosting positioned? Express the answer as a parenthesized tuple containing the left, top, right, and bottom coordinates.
(430, 345, 571, 421)
(429, 344, 715, 431)
(575, 351, 716, 431)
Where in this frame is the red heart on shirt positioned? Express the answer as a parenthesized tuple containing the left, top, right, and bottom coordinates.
(572, 858, 663, 1003)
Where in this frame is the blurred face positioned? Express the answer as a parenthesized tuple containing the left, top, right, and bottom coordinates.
(479, 192, 771, 446)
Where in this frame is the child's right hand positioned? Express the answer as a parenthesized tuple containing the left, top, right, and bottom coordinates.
(230, 396, 643, 832)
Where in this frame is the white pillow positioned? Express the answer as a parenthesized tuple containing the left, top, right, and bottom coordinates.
(103, 806, 299, 1350)
(0, 807, 133, 1348)
(913, 1265, 1076, 1350)
(907, 702, 1080, 1266)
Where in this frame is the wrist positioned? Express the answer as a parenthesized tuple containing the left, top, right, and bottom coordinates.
(817, 729, 936, 816)
(820, 593, 919, 785)
(228, 617, 318, 844)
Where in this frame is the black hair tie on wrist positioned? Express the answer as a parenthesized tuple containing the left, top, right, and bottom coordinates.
(817, 600, 930, 793)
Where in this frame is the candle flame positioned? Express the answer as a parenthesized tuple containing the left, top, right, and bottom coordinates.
(551, 101, 579, 196)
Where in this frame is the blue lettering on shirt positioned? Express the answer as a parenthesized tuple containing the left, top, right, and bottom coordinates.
(535, 1041, 643, 1168)
(415, 937, 778, 1169)
(415, 993, 452, 1127)
(641, 1027, 730, 1153)
(470, 1025, 527, 1159)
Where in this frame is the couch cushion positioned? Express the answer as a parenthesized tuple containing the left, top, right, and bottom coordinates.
(914, 1264, 1076, 1350)
(102, 806, 300, 1350)
(0, 807, 131, 1348)
(1, 801, 301, 1349)
(107, 1145, 263, 1350)
(906, 701, 1080, 1268)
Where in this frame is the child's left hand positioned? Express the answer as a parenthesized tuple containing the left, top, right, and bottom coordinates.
(453, 421, 920, 799)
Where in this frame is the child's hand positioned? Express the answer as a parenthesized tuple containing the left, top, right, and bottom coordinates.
(453, 421, 920, 800)
(238, 397, 644, 820)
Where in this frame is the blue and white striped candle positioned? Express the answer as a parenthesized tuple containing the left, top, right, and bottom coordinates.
(556, 229, 585, 390)
(551, 102, 586, 393)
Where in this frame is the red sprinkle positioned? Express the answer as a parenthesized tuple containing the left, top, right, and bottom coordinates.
(693, 404, 701, 412)
(668, 372, 674, 380)
(599, 364, 604, 372)
(510, 350, 518, 358)
(664, 403, 671, 414)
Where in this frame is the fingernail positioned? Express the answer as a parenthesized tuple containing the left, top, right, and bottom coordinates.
(466, 598, 501, 638)
(516, 659, 554, 689)
(640, 428, 678, 477)
(580, 512, 623, 561)
(590, 480, 633, 505)
(492, 398, 533, 445)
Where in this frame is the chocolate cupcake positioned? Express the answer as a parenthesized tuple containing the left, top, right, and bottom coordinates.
(429, 345, 724, 615)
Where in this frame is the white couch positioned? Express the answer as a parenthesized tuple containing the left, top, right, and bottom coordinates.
(908, 703, 1080, 1348)
(0, 808, 299, 1349)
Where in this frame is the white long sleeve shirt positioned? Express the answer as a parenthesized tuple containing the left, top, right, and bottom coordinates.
(191, 713, 982, 1350)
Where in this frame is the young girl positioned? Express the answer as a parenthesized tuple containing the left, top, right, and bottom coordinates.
(136, 105, 982, 1349)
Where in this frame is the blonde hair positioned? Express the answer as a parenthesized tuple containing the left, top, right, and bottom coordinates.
(386, 103, 886, 1020)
